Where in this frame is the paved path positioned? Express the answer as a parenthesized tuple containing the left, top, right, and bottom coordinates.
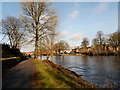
(2, 58, 37, 88)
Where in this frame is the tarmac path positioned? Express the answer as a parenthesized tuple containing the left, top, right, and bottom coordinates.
(2, 58, 37, 88)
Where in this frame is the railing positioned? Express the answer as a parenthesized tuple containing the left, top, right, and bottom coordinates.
(0, 57, 20, 60)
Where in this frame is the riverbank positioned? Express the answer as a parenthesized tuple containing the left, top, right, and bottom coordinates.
(53, 51, 120, 56)
(53, 53, 85, 56)
(33, 59, 96, 88)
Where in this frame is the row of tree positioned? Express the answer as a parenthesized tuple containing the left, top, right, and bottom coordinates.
(81, 30, 120, 54)
(1, 1, 120, 58)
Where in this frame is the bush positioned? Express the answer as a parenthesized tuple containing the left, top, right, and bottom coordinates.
(107, 51, 114, 56)
(2, 44, 24, 59)
(99, 51, 107, 56)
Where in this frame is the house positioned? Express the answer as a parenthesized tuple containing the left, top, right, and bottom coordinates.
(108, 46, 114, 51)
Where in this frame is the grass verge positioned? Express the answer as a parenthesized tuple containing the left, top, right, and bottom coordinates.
(32, 59, 96, 88)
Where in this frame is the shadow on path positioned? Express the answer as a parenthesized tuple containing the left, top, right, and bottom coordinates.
(2, 58, 36, 88)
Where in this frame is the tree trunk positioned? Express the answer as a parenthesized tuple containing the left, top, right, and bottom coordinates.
(40, 55, 42, 60)
(50, 34, 54, 61)
(47, 55, 49, 60)
(34, 23, 38, 59)
(59, 49, 60, 54)
(50, 54, 53, 61)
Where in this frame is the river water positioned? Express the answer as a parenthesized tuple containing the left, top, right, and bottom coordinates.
(38, 56, 120, 88)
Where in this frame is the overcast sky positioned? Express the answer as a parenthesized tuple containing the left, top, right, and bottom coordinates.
(1, 2, 118, 52)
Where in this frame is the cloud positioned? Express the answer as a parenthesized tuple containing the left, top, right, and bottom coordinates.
(69, 10, 79, 18)
(70, 32, 83, 41)
(92, 2, 109, 15)
(59, 31, 68, 38)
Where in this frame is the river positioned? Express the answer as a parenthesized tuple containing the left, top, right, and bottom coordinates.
(38, 55, 120, 88)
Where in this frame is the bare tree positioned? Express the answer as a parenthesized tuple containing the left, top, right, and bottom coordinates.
(38, 20, 57, 61)
(92, 37, 99, 53)
(39, 36, 54, 61)
(81, 37, 89, 52)
(108, 32, 119, 52)
(54, 43, 59, 54)
(96, 31, 105, 53)
(2, 16, 27, 49)
(40, 37, 51, 60)
(54, 40, 69, 54)
(20, 1, 57, 59)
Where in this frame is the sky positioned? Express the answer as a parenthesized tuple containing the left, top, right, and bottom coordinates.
(1, 2, 118, 52)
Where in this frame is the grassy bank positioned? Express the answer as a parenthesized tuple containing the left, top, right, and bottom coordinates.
(33, 59, 96, 88)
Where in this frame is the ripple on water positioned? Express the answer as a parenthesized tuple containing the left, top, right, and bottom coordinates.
(40, 56, 120, 88)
